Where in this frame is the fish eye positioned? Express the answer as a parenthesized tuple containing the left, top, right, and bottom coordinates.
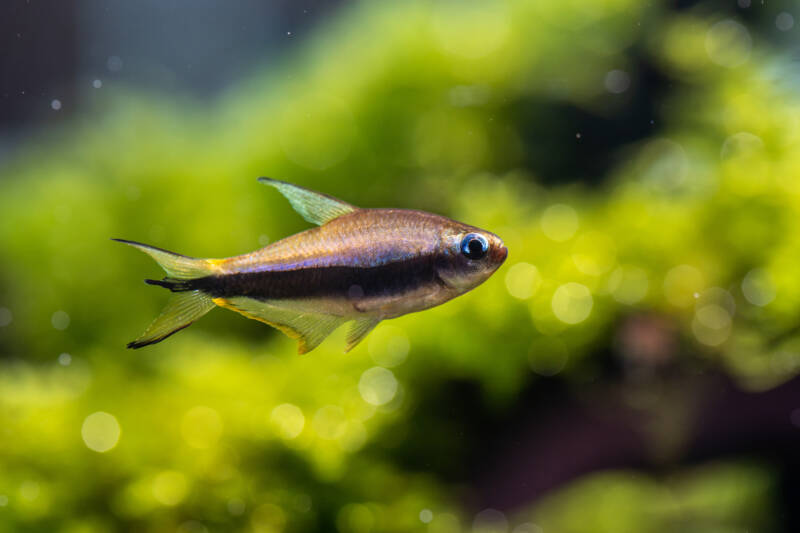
(460, 233, 489, 260)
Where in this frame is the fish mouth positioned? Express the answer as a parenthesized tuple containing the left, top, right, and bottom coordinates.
(493, 245, 508, 264)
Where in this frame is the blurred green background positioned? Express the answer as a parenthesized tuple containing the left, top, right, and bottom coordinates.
(2, 0, 800, 531)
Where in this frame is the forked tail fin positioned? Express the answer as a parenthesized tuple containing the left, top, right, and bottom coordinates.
(113, 239, 218, 348)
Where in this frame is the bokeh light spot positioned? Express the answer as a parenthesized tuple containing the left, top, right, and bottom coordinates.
(608, 266, 649, 305)
(420, 509, 434, 523)
(251, 503, 286, 533)
(270, 403, 305, 440)
(227, 498, 246, 516)
(604, 69, 630, 94)
(541, 204, 579, 242)
(529, 337, 569, 376)
(433, 1, 510, 59)
(504, 262, 542, 300)
(58, 352, 72, 366)
(721, 132, 764, 160)
(358, 367, 398, 406)
(692, 303, 732, 346)
(705, 19, 751, 67)
(663, 265, 704, 308)
(572, 232, 617, 276)
(312, 405, 346, 440)
(152, 471, 188, 506)
(0, 307, 12, 327)
(551, 283, 593, 324)
(51, 310, 70, 330)
(81, 411, 121, 453)
(776, 12, 794, 31)
(181, 406, 223, 449)
(368, 325, 409, 367)
(473, 508, 508, 533)
(0, 495, 7, 507)
(742, 268, 776, 306)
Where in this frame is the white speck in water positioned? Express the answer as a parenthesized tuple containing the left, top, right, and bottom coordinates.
(776, 12, 794, 31)
(693, 292, 700, 299)
(51, 310, 70, 330)
(107, 55, 123, 72)
(50, 99, 61, 111)
(604, 69, 631, 94)
(0, 307, 12, 327)
(287, 31, 292, 36)
(419, 509, 433, 523)
(58, 353, 72, 366)
(575, 132, 582, 139)
(92, 79, 103, 89)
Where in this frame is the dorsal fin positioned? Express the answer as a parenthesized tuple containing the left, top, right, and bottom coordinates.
(258, 177, 357, 226)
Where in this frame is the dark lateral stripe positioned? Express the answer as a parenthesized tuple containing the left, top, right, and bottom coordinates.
(193, 255, 437, 301)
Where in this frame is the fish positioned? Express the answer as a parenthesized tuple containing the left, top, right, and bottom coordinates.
(114, 178, 507, 353)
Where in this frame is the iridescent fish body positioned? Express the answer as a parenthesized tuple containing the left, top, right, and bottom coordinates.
(115, 178, 507, 353)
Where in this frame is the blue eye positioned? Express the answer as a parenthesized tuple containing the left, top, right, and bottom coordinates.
(460, 233, 489, 260)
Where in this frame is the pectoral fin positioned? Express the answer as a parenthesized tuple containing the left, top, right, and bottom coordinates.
(258, 177, 357, 226)
(345, 317, 380, 352)
(214, 296, 345, 354)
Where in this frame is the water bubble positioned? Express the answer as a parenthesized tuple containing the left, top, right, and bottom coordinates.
(776, 12, 794, 32)
(50, 99, 61, 111)
(51, 310, 70, 330)
(540, 204, 578, 242)
(92, 79, 102, 89)
(504, 262, 542, 300)
(551, 283, 593, 324)
(0, 307, 12, 327)
(358, 367, 398, 406)
(420, 509, 434, 523)
(742, 268, 776, 306)
(82, 411, 121, 452)
(604, 69, 631, 94)
(270, 403, 305, 439)
(58, 352, 72, 366)
(181, 406, 223, 449)
(706, 20, 751, 68)
(572, 232, 617, 276)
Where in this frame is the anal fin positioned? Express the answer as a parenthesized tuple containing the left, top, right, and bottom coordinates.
(345, 317, 380, 352)
(214, 296, 345, 354)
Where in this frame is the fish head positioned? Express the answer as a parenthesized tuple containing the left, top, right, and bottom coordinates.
(436, 225, 508, 292)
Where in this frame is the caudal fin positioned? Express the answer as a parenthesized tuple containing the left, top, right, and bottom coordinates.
(113, 239, 218, 348)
